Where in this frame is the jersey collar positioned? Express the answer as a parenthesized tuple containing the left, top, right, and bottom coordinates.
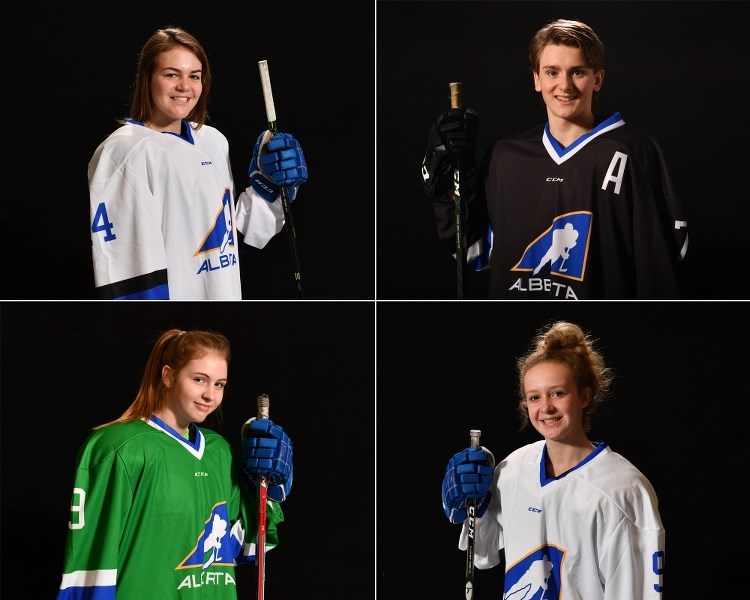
(542, 112, 625, 165)
(147, 414, 206, 459)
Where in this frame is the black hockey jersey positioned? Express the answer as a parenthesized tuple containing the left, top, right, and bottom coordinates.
(434, 113, 689, 299)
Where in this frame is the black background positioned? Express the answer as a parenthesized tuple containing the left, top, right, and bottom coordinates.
(377, 1, 750, 299)
(3, 1, 750, 599)
(0, 301, 375, 598)
(6, 1, 374, 300)
(377, 301, 749, 597)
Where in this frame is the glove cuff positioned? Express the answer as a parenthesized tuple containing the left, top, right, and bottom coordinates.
(249, 170, 281, 203)
(242, 465, 292, 502)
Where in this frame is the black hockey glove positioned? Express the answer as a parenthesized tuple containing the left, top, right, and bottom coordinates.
(421, 107, 478, 198)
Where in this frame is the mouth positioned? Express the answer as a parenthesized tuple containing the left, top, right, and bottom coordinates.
(540, 417, 562, 426)
(554, 95, 577, 104)
(195, 403, 212, 413)
(172, 96, 191, 103)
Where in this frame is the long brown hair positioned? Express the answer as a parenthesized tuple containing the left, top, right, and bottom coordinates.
(124, 26, 212, 129)
(96, 329, 230, 429)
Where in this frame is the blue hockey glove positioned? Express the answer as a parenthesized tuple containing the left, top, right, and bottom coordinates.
(441, 445, 494, 524)
(241, 417, 293, 502)
(248, 131, 308, 203)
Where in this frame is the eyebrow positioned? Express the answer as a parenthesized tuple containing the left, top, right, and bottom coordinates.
(192, 371, 227, 381)
(161, 66, 203, 75)
(541, 64, 591, 71)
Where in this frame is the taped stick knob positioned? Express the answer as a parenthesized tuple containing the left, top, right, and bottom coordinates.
(450, 81, 464, 109)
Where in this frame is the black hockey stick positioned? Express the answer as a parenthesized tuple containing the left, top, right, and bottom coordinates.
(450, 82, 467, 300)
(242, 394, 271, 600)
(465, 429, 481, 600)
(258, 60, 305, 299)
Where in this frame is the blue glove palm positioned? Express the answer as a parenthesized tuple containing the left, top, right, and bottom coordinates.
(441, 446, 494, 524)
(241, 417, 293, 502)
(248, 131, 308, 203)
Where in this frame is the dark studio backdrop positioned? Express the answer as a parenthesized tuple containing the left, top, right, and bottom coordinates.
(0, 301, 375, 598)
(6, 1, 374, 300)
(377, 300, 749, 598)
(377, 1, 750, 299)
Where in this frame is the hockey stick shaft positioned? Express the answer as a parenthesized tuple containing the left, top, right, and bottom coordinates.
(450, 82, 466, 300)
(256, 394, 270, 600)
(258, 60, 305, 299)
(465, 429, 481, 600)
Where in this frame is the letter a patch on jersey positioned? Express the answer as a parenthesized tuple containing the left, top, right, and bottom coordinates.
(511, 211, 593, 281)
(504, 545, 564, 600)
(195, 189, 235, 256)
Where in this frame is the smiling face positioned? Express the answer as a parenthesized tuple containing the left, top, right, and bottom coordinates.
(523, 360, 591, 444)
(147, 46, 203, 133)
(159, 350, 228, 433)
(533, 43, 604, 130)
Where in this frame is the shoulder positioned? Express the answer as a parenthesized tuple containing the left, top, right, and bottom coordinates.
(77, 420, 153, 461)
(493, 122, 545, 147)
(91, 121, 159, 164)
(200, 427, 232, 450)
(597, 116, 665, 157)
(487, 123, 545, 163)
(192, 123, 229, 145)
(99, 121, 155, 146)
(588, 447, 663, 529)
(502, 439, 545, 463)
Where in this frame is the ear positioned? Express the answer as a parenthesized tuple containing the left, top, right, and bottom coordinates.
(162, 365, 173, 389)
(593, 69, 605, 92)
(533, 70, 542, 92)
(581, 387, 592, 408)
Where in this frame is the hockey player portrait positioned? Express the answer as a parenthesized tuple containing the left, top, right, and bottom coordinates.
(88, 26, 308, 299)
(440, 321, 665, 598)
(55, 328, 294, 599)
(420, 18, 689, 299)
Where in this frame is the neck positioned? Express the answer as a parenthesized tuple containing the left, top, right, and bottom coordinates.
(547, 112, 596, 148)
(545, 437, 594, 477)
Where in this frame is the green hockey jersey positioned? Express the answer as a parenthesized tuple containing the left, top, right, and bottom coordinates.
(57, 416, 283, 599)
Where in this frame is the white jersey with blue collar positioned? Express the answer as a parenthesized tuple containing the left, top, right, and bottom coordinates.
(89, 120, 284, 299)
(459, 439, 665, 599)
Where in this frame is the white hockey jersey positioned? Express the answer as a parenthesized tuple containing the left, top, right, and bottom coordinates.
(459, 440, 664, 599)
(89, 120, 285, 299)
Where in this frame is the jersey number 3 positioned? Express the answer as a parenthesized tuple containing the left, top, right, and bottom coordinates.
(92, 202, 116, 242)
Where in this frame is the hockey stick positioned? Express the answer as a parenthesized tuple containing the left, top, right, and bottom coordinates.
(258, 60, 305, 299)
(242, 394, 270, 600)
(450, 82, 466, 300)
(465, 428, 481, 600)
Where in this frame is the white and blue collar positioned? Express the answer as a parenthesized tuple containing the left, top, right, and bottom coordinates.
(543, 112, 625, 165)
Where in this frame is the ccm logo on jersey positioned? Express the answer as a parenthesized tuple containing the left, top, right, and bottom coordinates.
(546, 177, 564, 182)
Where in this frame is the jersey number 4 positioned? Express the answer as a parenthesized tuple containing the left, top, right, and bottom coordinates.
(91, 202, 116, 242)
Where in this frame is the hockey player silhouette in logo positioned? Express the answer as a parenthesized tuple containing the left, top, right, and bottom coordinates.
(533, 223, 579, 275)
(203, 513, 229, 568)
(220, 197, 233, 254)
(504, 556, 554, 600)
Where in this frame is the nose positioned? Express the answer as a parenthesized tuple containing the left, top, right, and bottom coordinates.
(540, 396, 556, 412)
